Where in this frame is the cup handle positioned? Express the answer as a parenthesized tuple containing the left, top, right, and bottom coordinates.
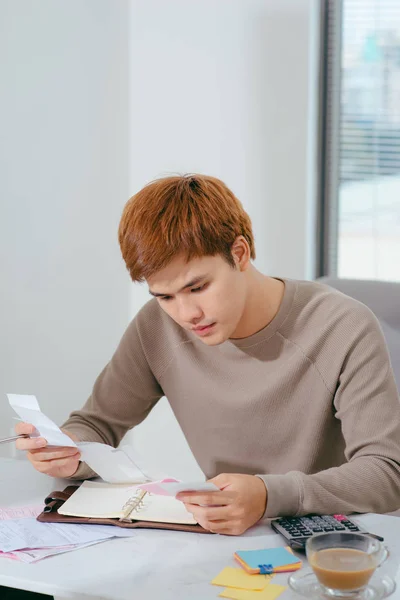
(378, 545, 390, 567)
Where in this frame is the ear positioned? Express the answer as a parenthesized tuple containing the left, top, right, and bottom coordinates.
(231, 236, 251, 271)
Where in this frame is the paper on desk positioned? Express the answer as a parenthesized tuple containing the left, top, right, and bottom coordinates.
(0, 517, 139, 553)
(0, 540, 104, 563)
(0, 506, 43, 520)
(7, 394, 77, 447)
(138, 479, 219, 496)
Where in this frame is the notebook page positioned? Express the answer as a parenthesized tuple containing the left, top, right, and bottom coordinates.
(58, 481, 197, 524)
(135, 493, 196, 525)
(58, 481, 139, 518)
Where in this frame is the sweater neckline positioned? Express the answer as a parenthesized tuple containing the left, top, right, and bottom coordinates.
(228, 278, 297, 349)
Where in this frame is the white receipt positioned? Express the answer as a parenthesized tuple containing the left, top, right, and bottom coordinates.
(7, 394, 77, 448)
(78, 442, 149, 484)
(139, 479, 219, 496)
(7, 393, 159, 484)
(158, 481, 220, 495)
(0, 518, 139, 553)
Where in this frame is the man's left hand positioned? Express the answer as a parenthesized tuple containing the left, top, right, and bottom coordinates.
(176, 473, 267, 535)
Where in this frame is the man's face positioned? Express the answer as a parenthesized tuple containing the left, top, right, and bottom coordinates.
(147, 253, 248, 345)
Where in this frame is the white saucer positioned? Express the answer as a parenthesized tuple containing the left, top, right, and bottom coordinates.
(288, 570, 396, 600)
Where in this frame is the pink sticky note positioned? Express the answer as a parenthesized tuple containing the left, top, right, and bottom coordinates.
(138, 478, 181, 496)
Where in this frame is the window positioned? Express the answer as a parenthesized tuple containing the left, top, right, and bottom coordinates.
(319, 0, 400, 282)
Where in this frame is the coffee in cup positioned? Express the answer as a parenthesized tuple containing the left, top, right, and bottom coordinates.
(306, 531, 388, 597)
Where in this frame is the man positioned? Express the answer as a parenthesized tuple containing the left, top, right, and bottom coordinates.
(16, 174, 400, 535)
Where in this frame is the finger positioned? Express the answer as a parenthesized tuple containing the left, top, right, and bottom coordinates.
(46, 443, 77, 450)
(28, 454, 80, 474)
(197, 519, 227, 532)
(194, 505, 234, 521)
(184, 503, 233, 522)
(176, 491, 233, 506)
(16, 437, 47, 451)
(28, 448, 81, 462)
(196, 517, 244, 535)
(208, 474, 233, 490)
(208, 521, 246, 535)
(15, 422, 36, 435)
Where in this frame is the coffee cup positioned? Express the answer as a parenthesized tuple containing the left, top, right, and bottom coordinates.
(306, 531, 388, 597)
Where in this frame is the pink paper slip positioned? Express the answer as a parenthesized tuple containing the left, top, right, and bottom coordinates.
(0, 506, 44, 520)
(138, 479, 219, 496)
(138, 478, 181, 496)
(0, 541, 104, 563)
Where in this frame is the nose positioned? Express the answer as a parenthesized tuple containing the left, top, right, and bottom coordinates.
(176, 296, 203, 324)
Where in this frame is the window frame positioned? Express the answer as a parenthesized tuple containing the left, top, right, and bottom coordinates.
(317, 0, 344, 278)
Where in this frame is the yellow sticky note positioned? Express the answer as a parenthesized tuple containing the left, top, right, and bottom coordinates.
(219, 583, 287, 600)
(211, 567, 274, 590)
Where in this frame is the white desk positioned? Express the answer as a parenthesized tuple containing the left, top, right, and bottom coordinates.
(1, 458, 400, 600)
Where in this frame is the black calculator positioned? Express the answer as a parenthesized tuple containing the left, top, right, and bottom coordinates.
(270, 514, 372, 550)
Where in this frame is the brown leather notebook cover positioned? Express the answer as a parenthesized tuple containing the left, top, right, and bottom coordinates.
(37, 485, 211, 534)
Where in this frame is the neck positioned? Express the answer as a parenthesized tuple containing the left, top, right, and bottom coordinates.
(231, 267, 285, 339)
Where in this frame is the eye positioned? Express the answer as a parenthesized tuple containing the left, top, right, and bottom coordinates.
(160, 296, 172, 301)
(191, 284, 206, 293)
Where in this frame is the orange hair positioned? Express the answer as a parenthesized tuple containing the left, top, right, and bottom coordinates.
(118, 174, 256, 282)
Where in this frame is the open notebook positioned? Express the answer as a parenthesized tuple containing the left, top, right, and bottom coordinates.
(57, 480, 197, 525)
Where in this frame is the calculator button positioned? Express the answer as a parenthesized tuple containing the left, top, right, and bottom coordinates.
(291, 533, 303, 537)
(323, 527, 334, 531)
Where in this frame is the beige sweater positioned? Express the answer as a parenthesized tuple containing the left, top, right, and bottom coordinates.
(63, 278, 400, 517)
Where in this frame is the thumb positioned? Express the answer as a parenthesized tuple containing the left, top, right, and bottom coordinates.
(208, 473, 232, 490)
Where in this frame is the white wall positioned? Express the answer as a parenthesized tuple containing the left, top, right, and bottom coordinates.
(0, 0, 131, 455)
(0, 0, 319, 476)
(126, 0, 319, 477)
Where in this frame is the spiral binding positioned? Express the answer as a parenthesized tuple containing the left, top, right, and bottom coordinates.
(119, 489, 148, 522)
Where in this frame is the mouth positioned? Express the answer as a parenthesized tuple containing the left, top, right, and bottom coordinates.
(192, 323, 216, 336)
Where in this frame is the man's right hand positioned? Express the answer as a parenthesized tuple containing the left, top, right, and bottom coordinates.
(15, 422, 81, 478)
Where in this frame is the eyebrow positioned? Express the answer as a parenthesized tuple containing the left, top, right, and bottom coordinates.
(149, 276, 206, 298)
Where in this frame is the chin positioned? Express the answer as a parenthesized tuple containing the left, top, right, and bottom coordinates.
(199, 331, 228, 347)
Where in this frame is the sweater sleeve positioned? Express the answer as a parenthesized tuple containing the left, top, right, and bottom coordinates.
(62, 316, 164, 479)
(258, 309, 400, 518)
